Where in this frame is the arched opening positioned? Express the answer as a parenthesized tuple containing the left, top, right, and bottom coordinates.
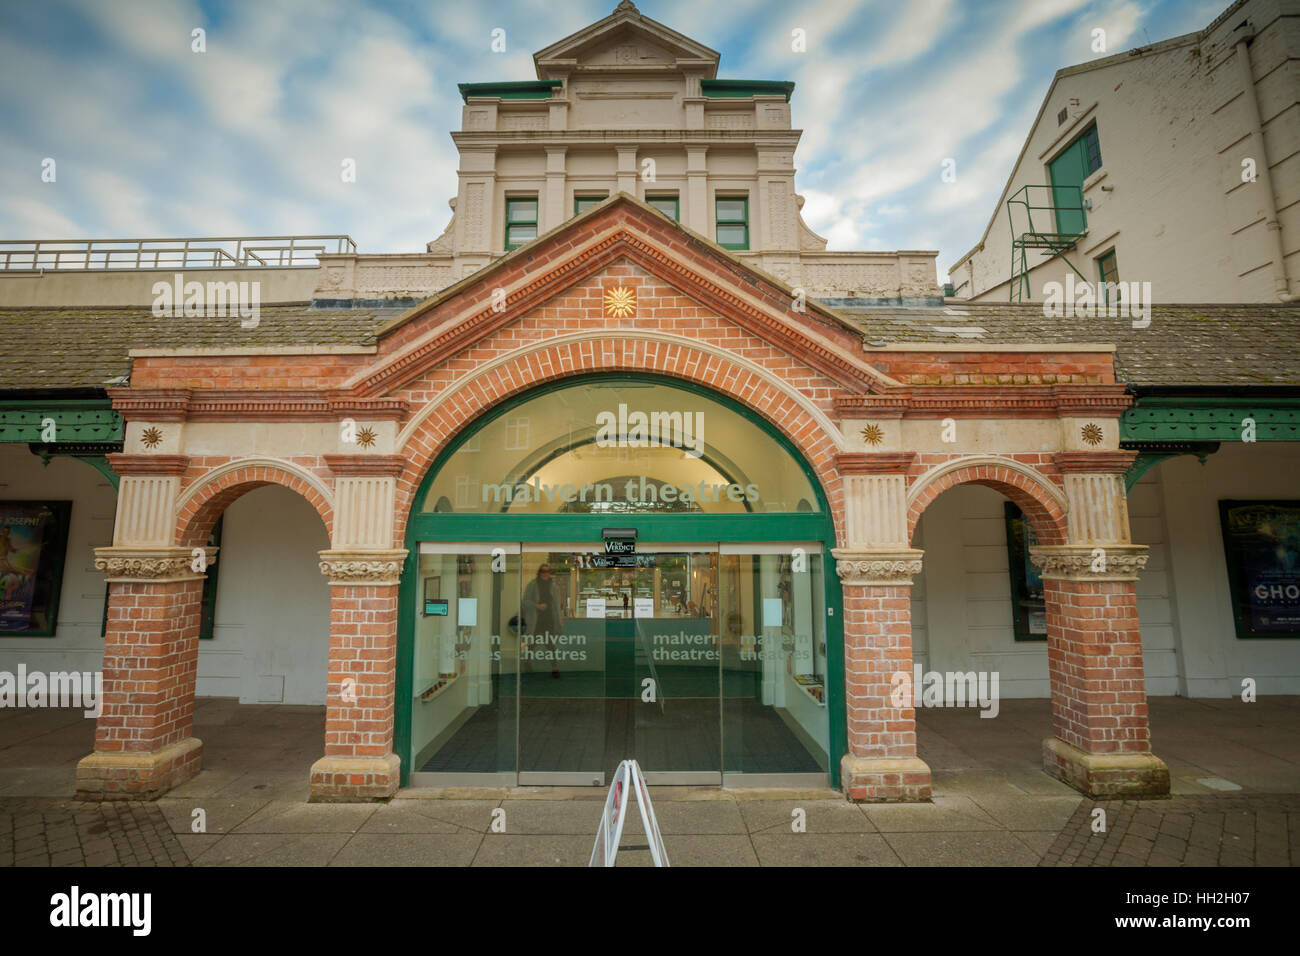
(396, 372, 845, 789)
(906, 462, 1069, 791)
(177, 476, 332, 796)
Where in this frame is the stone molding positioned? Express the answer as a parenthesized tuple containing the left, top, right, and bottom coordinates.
(1029, 544, 1149, 581)
(1053, 450, 1138, 473)
(836, 452, 916, 475)
(106, 454, 190, 476)
(318, 549, 408, 585)
(94, 546, 217, 583)
(832, 548, 924, 585)
(323, 454, 407, 477)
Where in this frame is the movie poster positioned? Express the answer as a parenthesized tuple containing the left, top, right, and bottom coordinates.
(1219, 500, 1300, 638)
(0, 503, 52, 631)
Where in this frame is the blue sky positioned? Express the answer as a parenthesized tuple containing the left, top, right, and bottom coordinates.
(0, 0, 1224, 279)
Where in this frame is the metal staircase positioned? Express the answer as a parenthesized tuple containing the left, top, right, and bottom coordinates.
(1007, 185, 1088, 302)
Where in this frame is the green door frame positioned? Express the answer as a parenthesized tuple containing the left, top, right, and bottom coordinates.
(395, 372, 845, 788)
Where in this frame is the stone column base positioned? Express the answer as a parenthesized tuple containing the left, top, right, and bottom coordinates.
(75, 737, 203, 802)
(309, 753, 401, 802)
(841, 755, 932, 802)
(1043, 737, 1170, 798)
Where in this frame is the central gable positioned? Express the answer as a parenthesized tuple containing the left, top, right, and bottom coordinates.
(533, 2, 720, 80)
(345, 195, 895, 400)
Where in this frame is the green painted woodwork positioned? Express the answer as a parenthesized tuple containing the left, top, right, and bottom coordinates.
(700, 79, 795, 101)
(1122, 398, 1300, 443)
(0, 401, 122, 444)
(457, 81, 562, 103)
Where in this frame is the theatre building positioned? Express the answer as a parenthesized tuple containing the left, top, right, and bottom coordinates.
(0, 2, 1297, 804)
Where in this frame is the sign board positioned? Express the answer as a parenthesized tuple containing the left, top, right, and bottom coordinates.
(589, 759, 669, 867)
(602, 527, 637, 567)
(423, 599, 449, 617)
(634, 597, 655, 619)
(457, 598, 477, 627)
(586, 598, 606, 619)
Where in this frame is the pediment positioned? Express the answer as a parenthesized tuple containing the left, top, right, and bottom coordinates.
(534, 2, 719, 78)
(346, 195, 894, 400)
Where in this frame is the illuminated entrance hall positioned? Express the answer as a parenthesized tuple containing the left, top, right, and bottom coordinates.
(403, 377, 838, 786)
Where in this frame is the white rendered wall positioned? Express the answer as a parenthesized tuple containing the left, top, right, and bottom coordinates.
(203, 484, 331, 705)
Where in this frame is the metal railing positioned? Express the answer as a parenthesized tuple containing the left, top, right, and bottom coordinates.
(1007, 184, 1087, 302)
(0, 235, 357, 271)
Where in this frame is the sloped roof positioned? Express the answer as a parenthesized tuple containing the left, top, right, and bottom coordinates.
(2, 300, 1295, 393)
(838, 302, 1300, 388)
(0, 305, 389, 390)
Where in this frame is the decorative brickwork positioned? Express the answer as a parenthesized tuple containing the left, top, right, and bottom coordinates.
(176, 460, 334, 546)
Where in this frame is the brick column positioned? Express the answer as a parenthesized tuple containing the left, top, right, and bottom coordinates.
(310, 553, 406, 801)
(312, 454, 407, 801)
(77, 547, 213, 800)
(1033, 450, 1169, 796)
(833, 550, 930, 801)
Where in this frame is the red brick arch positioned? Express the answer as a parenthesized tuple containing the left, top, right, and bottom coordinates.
(391, 336, 849, 543)
(906, 458, 1067, 545)
(176, 462, 334, 547)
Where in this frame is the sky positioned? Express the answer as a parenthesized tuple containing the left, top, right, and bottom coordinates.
(0, 0, 1226, 280)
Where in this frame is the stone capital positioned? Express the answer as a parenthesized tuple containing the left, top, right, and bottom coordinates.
(94, 546, 216, 583)
(1029, 544, 1149, 581)
(318, 549, 408, 585)
(832, 548, 924, 586)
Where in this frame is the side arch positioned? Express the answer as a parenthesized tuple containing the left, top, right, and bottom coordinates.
(906, 455, 1068, 545)
(176, 458, 335, 546)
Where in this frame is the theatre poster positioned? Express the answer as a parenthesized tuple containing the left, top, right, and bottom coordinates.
(1219, 500, 1300, 639)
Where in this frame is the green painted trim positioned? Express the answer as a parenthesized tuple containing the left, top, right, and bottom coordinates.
(715, 195, 749, 251)
(504, 196, 539, 252)
(75, 455, 119, 490)
(573, 194, 608, 217)
(1123, 400, 1300, 443)
(0, 401, 122, 444)
(700, 79, 794, 102)
(457, 80, 562, 103)
(1124, 453, 1175, 492)
(395, 371, 842, 788)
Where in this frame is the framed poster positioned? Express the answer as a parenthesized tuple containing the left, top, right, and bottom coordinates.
(1218, 500, 1300, 639)
(1003, 502, 1047, 641)
(0, 500, 72, 637)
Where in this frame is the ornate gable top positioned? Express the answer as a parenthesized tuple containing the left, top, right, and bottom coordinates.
(533, 1, 720, 79)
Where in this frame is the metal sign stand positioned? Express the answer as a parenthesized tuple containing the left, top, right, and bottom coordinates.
(588, 759, 669, 867)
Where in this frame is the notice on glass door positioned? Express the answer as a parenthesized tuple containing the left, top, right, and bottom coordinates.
(762, 597, 783, 628)
(587, 598, 606, 619)
(634, 597, 655, 619)
(457, 597, 478, 627)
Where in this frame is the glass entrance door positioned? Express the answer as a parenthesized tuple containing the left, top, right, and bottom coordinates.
(719, 543, 831, 786)
(630, 546, 721, 784)
(409, 543, 520, 785)
(518, 547, 607, 785)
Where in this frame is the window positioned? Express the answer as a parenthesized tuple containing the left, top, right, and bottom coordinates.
(715, 196, 748, 250)
(574, 194, 607, 216)
(1048, 124, 1102, 235)
(646, 194, 679, 221)
(1003, 503, 1046, 642)
(504, 197, 538, 251)
(1096, 249, 1120, 304)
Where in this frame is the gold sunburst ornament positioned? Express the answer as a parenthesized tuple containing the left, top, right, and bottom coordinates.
(604, 286, 636, 318)
(861, 424, 885, 447)
(141, 426, 163, 449)
(356, 426, 378, 448)
(1081, 423, 1104, 446)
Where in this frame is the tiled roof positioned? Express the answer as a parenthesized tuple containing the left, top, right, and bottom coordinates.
(0, 305, 390, 390)
(0, 300, 1296, 392)
(836, 302, 1300, 388)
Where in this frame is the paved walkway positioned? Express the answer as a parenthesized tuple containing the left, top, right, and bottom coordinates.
(0, 696, 1296, 866)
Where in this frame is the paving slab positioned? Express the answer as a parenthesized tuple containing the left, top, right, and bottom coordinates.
(494, 800, 604, 835)
(738, 799, 875, 834)
(361, 801, 499, 834)
(331, 833, 483, 866)
(187, 832, 351, 866)
(883, 831, 1043, 866)
(863, 794, 1003, 832)
(471, 834, 595, 867)
(231, 801, 379, 834)
(750, 832, 903, 866)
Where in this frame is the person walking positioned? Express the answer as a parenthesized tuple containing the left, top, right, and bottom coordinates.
(523, 563, 562, 678)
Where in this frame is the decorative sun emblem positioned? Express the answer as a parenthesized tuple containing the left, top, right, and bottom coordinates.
(604, 286, 636, 318)
(861, 424, 885, 447)
(356, 426, 378, 448)
(1081, 423, 1104, 446)
(141, 427, 163, 449)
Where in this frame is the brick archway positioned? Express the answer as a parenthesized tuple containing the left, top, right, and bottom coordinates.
(391, 335, 850, 542)
(906, 456, 1068, 545)
(176, 460, 335, 547)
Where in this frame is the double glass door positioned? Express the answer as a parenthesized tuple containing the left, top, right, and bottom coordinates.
(409, 541, 829, 786)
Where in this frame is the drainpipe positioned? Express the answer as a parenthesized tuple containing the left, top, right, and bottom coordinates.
(1233, 23, 1293, 301)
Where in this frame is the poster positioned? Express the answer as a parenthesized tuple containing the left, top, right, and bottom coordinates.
(1219, 500, 1300, 638)
(0, 502, 56, 632)
(0, 513, 45, 630)
(1003, 502, 1047, 641)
